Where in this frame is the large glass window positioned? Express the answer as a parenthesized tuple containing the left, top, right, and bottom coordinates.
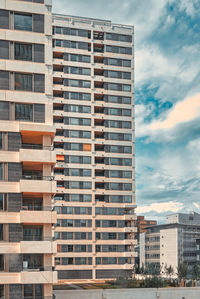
(15, 103, 33, 121)
(0, 225, 3, 240)
(71, 54, 78, 61)
(0, 255, 4, 271)
(82, 68, 90, 75)
(82, 55, 90, 63)
(14, 13, 32, 31)
(69, 79, 79, 87)
(82, 81, 90, 88)
(123, 85, 131, 92)
(0, 285, 4, 298)
(123, 60, 131, 67)
(0, 164, 3, 181)
(15, 73, 32, 91)
(24, 284, 43, 299)
(83, 156, 91, 164)
(0, 194, 3, 210)
(0, 134, 2, 150)
(15, 43, 32, 61)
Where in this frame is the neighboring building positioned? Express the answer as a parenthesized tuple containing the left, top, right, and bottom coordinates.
(137, 216, 157, 234)
(0, 0, 57, 298)
(52, 14, 137, 281)
(135, 216, 157, 269)
(140, 212, 200, 276)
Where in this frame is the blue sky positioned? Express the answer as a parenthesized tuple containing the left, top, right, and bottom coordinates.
(53, 0, 200, 223)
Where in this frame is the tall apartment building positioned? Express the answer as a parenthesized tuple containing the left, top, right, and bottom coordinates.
(0, 0, 57, 298)
(140, 212, 200, 276)
(52, 14, 137, 281)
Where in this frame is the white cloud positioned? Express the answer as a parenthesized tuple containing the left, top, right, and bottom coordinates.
(150, 93, 200, 130)
(178, 0, 198, 18)
(136, 201, 183, 214)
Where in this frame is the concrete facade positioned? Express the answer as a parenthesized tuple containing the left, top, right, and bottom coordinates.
(54, 288, 200, 299)
(52, 14, 137, 281)
(0, 0, 57, 298)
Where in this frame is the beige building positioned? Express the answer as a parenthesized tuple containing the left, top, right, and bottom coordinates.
(52, 14, 137, 281)
(0, 0, 57, 298)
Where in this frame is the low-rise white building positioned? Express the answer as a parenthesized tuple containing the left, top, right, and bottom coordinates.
(140, 212, 200, 276)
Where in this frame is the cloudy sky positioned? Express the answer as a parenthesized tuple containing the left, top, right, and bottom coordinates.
(53, 0, 200, 223)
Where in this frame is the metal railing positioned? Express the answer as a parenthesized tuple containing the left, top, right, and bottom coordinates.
(21, 144, 53, 151)
(23, 236, 53, 241)
(21, 206, 53, 212)
(21, 175, 54, 181)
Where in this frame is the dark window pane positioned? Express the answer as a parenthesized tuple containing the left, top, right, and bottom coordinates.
(15, 43, 32, 61)
(0, 133, 2, 150)
(14, 14, 32, 31)
(0, 164, 3, 180)
(15, 73, 32, 91)
(15, 104, 33, 121)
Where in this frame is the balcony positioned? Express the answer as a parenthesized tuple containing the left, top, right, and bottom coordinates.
(0, 271, 57, 284)
(20, 175, 56, 193)
(20, 210, 57, 224)
(124, 226, 137, 233)
(20, 239, 56, 254)
(20, 147, 56, 164)
(21, 270, 57, 284)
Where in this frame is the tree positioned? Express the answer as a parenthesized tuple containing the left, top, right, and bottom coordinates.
(177, 263, 188, 287)
(192, 264, 200, 287)
(165, 264, 174, 281)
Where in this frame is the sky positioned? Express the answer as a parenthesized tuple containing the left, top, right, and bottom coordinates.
(53, 0, 200, 223)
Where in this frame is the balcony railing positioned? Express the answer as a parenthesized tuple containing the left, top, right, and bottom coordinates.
(21, 175, 54, 181)
(23, 236, 53, 241)
(21, 206, 53, 212)
(21, 144, 53, 151)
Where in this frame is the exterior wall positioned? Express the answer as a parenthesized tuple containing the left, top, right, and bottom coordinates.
(54, 288, 200, 299)
(139, 233, 145, 268)
(0, 0, 57, 297)
(52, 14, 136, 281)
(166, 212, 200, 225)
(160, 228, 178, 276)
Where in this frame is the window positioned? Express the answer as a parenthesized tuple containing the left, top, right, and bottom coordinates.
(0, 133, 2, 150)
(82, 55, 90, 62)
(70, 67, 79, 74)
(71, 54, 78, 61)
(15, 104, 33, 121)
(23, 226, 43, 241)
(82, 81, 90, 88)
(70, 156, 80, 163)
(108, 83, 118, 90)
(0, 285, 4, 298)
(14, 13, 32, 31)
(0, 194, 7, 211)
(0, 255, 4, 271)
(123, 60, 131, 67)
(69, 79, 79, 87)
(24, 284, 43, 299)
(123, 85, 131, 92)
(15, 43, 32, 61)
(23, 254, 43, 270)
(83, 144, 91, 151)
(15, 73, 32, 91)
(107, 58, 118, 66)
(0, 225, 3, 240)
(0, 164, 3, 181)
(82, 68, 90, 75)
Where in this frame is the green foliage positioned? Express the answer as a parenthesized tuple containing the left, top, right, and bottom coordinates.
(192, 264, 200, 280)
(177, 263, 188, 280)
(105, 276, 178, 289)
